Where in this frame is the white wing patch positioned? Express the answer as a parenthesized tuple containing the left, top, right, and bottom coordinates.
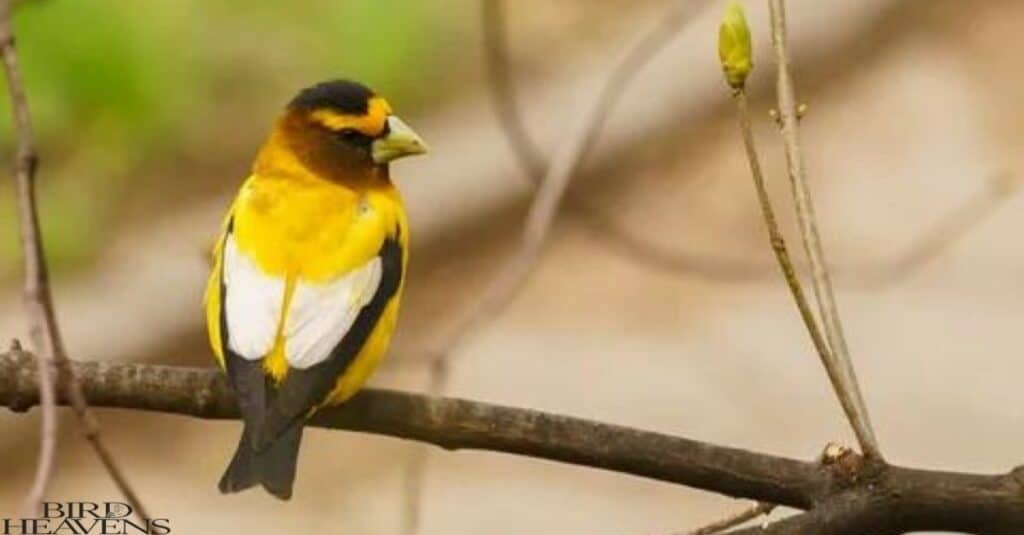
(284, 257, 383, 369)
(223, 234, 285, 360)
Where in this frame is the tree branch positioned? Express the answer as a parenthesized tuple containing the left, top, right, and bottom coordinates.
(0, 351, 822, 507)
(724, 465, 1024, 534)
(0, 352, 1022, 534)
(0, 0, 148, 519)
(767, 0, 880, 460)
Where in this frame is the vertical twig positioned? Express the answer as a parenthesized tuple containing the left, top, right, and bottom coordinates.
(767, 0, 881, 459)
(0, 0, 150, 520)
(720, 0, 859, 461)
(0, 0, 60, 514)
(732, 90, 834, 407)
(676, 502, 775, 535)
(718, 0, 838, 408)
(16, 338, 57, 517)
(401, 3, 713, 533)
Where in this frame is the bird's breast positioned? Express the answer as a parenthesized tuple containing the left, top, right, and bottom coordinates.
(232, 175, 404, 283)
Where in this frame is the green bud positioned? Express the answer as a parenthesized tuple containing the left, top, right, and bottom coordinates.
(718, 1, 753, 89)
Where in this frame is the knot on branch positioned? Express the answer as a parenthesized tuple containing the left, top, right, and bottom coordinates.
(2, 348, 35, 412)
(817, 442, 882, 490)
(814, 443, 890, 506)
(821, 443, 862, 477)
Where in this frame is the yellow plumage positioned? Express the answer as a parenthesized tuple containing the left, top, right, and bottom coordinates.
(203, 79, 425, 499)
(204, 171, 408, 402)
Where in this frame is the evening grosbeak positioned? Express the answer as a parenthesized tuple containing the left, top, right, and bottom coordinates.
(204, 79, 426, 499)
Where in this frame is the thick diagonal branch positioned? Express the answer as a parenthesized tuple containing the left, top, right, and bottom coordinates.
(0, 352, 822, 507)
(0, 353, 1022, 534)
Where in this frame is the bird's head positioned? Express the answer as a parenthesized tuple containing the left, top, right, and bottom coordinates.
(260, 79, 427, 179)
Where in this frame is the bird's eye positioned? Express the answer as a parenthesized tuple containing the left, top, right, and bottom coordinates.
(331, 127, 371, 150)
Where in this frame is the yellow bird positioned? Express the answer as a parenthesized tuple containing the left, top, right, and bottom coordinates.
(204, 79, 426, 499)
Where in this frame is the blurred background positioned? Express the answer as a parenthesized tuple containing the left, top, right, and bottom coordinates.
(1, 0, 1022, 533)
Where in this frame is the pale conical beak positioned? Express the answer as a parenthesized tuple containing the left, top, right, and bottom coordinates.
(372, 115, 428, 164)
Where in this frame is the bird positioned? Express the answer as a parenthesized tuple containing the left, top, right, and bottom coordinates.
(204, 79, 426, 499)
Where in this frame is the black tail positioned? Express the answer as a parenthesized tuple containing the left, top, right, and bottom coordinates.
(219, 424, 304, 500)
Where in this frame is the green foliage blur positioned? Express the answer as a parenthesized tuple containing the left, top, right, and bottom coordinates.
(0, 0, 460, 279)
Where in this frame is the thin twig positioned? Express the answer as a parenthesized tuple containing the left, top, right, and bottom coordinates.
(0, 0, 59, 391)
(767, 0, 880, 460)
(0, 0, 60, 514)
(677, 502, 776, 535)
(732, 90, 836, 424)
(16, 338, 57, 517)
(0, 0, 149, 520)
(402, 3, 713, 533)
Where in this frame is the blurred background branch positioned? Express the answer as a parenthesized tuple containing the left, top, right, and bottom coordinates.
(480, 0, 545, 182)
(403, 2, 713, 532)
(426, 0, 714, 385)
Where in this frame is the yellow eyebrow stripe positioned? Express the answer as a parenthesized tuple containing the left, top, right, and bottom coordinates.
(310, 96, 392, 136)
